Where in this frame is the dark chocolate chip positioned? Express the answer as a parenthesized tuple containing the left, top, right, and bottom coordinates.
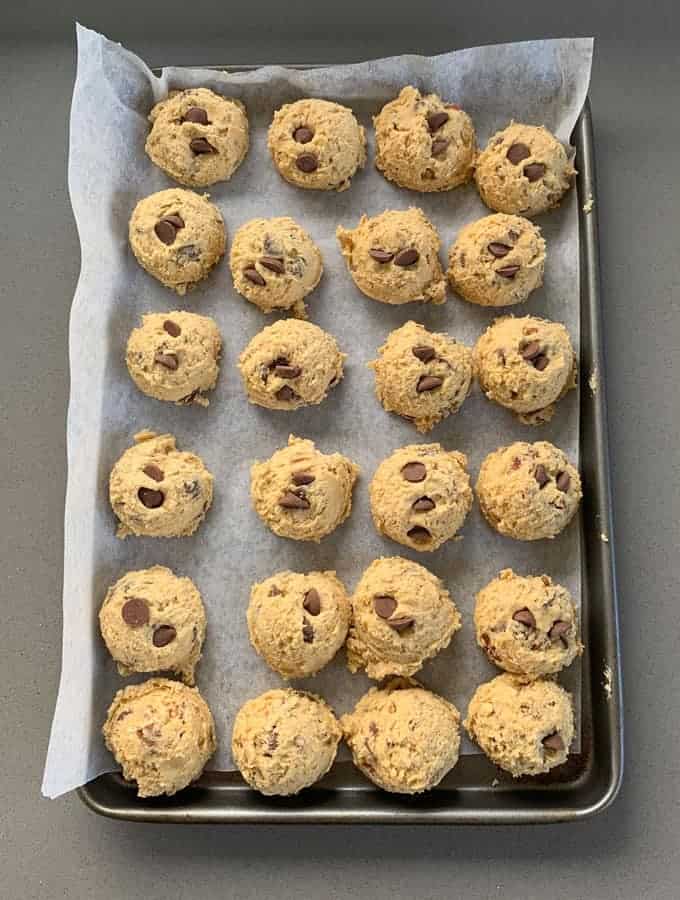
(431, 139, 449, 156)
(412, 496, 435, 512)
(121, 598, 149, 627)
(275, 385, 299, 402)
(373, 594, 397, 619)
(303, 589, 321, 616)
(556, 471, 571, 492)
(274, 364, 302, 379)
(412, 345, 436, 363)
(154, 352, 178, 370)
(152, 625, 177, 647)
(296, 152, 318, 173)
(488, 242, 512, 258)
(394, 248, 420, 267)
(496, 264, 520, 279)
(427, 111, 449, 132)
(163, 320, 181, 337)
(542, 732, 565, 752)
(302, 620, 315, 643)
(184, 480, 200, 498)
(278, 491, 310, 510)
(549, 620, 570, 641)
(243, 267, 266, 286)
(369, 248, 394, 263)
(512, 608, 536, 629)
(521, 341, 543, 360)
(164, 214, 185, 229)
(508, 229, 521, 241)
(138, 487, 164, 508)
(259, 256, 285, 274)
(407, 525, 431, 543)
(143, 464, 164, 482)
(416, 375, 443, 393)
(401, 461, 426, 482)
(524, 162, 546, 182)
(533, 354, 549, 371)
(154, 218, 183, 245)
(293, 126, 314, 144)
(534, 465, 550, 488)
(182, 106, 209, 125)
(292, 472, 315, 486)
(507, 142, 531, 164)
(190, 137, 216, 154)
(388, 616, 415, 631)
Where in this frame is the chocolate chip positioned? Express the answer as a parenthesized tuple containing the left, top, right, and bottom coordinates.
(182, 106, 209, 125)
(293, 126, 314, 144)
(521, 341, 542, 360)
(511, 456, 522, 470)
(152, 625, 176, 647)
(259, 256, 285, 274)
(549, 620, 570, 641)
(154, 352, 178, 370)
(533, 354, 549, 371)
(488, 242, 512, 258)
(407, 525, 431, 543)
(416, 375, 443, 393)
(190, 137, 216, 154)
(412, 496, 435, 511)
(274, 364, 302, 379)
(427, 111, 449, 132)
(267, 730, 279, 752)
(534, 465, 550, 488)
(369, 248, 394, 263)
(302, 620, 315, 643)
(154, 217, 184, 245)
(556, 471, 571, 492)
(512, 608, 536, 629)
(279, 491, 310, 510)
(374, 595, 397, 619)
(303, 589, 321, 616)
(164, 214, 185, 229)
(138, 487, 164, 508)
(401, 462, 426, 482)
(412, 345, 435, 362)
(275, 385, 299, 402)
(388, 616, 415, 631)
(524, 162, 546, 182)
(292, 472, 315, 486)
(243, 267, 266, 286)
(163, 320, 181, 337)
(508, 229, 521, 241)
(121, 598, 149, 627)
(296, 152, 318, 173)
(394, 248, 419, 267)
(143, 464, 164, 482)
(184, 480, 200, 498)
(496, 265, 520, 279)
(542, 732, 565, 752)
(507, 142, 531, 164)
(431, 139, 449, 156)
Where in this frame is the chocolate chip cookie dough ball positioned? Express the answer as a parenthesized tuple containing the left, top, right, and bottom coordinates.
(465, 673, 574, 777)
(238, 319, 344, 411)
(268, 98, 366, 191)
(374, 86, 476, 192)
(232, 689, 341, 795)
(129, 189, 225, 294)
(476, 441, 582, 541)
(447, 214, 546, 307)
(250, 435, 359, 542)
(347, 557, 461, 680)
(370, 444, 473, 551)
(342, 679, 461, 793)
(337, 208, 446, 305)
(229, 217, 323, 318)
(247, 571, 350, 679)
(102, 678, 216, 797)
(369, 321, 472, 433)
(145, 88, 249, 188)
(99, 565, 207, 685)
(474, 569, 582, 680)
(474, 123, 575, 217)
(473, 315, 576, 425)
(126, 311, 222, 407)
(109, 431, 214, 539)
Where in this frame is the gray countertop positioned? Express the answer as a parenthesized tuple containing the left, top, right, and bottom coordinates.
(1, 3, 678, 898)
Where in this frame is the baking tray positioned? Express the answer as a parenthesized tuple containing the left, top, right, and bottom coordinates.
(78, 77, 622, 823)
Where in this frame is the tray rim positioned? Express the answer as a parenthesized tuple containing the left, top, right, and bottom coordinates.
(77, 74, 623, 824)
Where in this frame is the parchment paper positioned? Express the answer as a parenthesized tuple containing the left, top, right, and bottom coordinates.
(42, 25, 593, 798)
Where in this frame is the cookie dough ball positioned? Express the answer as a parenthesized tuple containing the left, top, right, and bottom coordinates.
(145, 88, 249, 188)
(448, 214, 545, 307)
(109, 431, 214, 539)
(474, 569, 582, 679)
(465, 673, 574, 777)
(268, 98, 366, 192)
(337, 208, 446, 305)
(374, 86, 476, 192)
(347, 557, 461, 680)
(341, 679, 461, 793)
(250, 435, 358, 542)
(102, 678, 216, 797)
(99, 565, 206, 684)
(369, 320, 472, 433)
(232, 689, 341, 795)
(247, 571, 350, 679)
(473, 315, 576, 425)
(238, 319, 344, 411)
(474, 123, 575, 217)
(476, 441, 582, 541)
(229, 217, 323, 317)
(370, 444, 472, 551)
(126, 311, 222, 407)
(129, 189, 225, 294)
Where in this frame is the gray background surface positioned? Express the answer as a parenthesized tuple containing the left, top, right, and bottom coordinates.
(1, 2, 678, 898)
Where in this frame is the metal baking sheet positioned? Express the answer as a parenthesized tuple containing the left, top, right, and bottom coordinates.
(78, 84, 623, 824)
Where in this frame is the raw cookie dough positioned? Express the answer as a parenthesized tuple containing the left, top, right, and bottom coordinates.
(250, 435, 358, 542)
(369, 320, 472, 433)
(109, 431, 214, 539)
(337, 208, 446, 305)
(476, 441, 582, 541)
(374, 86, 476, 192)
(447, 214, 546, 307)
(473, 315, 576, 425)
(145, 88, 249, 188)
(231, 689, 341, 795)
(474, 568, 582, 679)
(341, 679, 461, 793)
(238, 319, 344, 410)
(346, 556, 461, 680)
(129, 188, 226, 294)
(99, 565, 206, 685)
(229, 217, 323, 317)
(126, 311, 222, 407)
(102, 678, 216, 797)
(247, 570, 350, 679)
(370, 443, 473, 551)
(474, 123, 576, 217)
(465, 673, 574, 776)
(267, 98, 366, 192)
